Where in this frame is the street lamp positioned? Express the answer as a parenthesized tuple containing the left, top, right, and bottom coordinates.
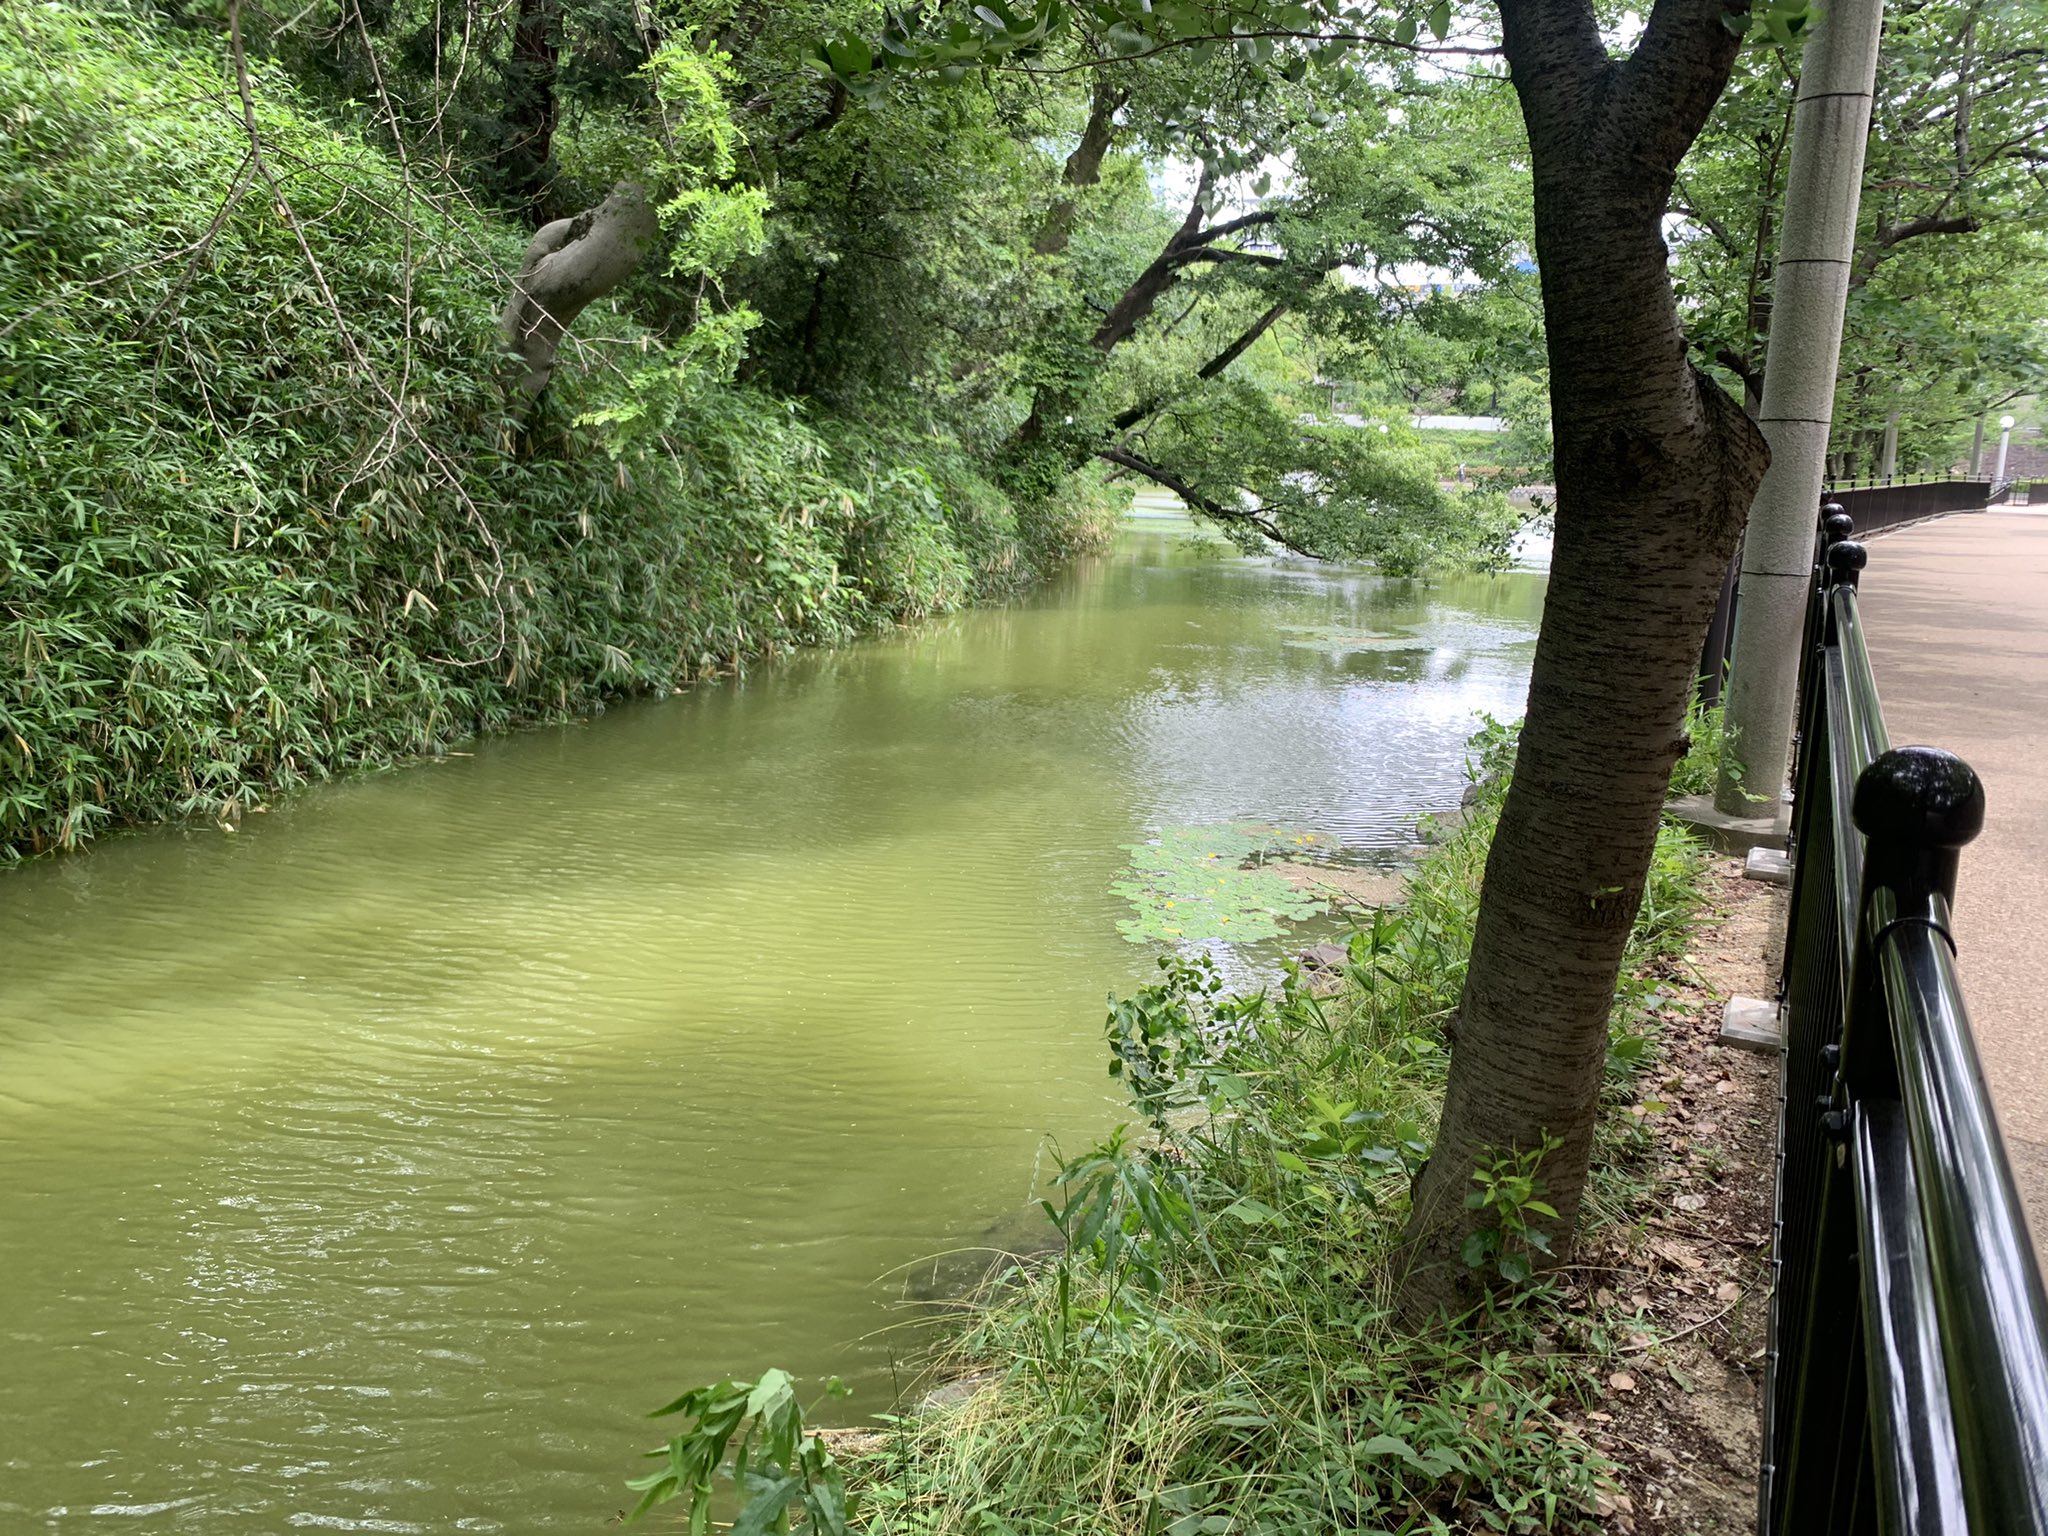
(1996, 414, 2016, 483)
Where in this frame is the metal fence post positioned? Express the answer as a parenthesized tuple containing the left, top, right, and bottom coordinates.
(1764, 498, 2048, 1535)
(1845, 750, 1983, 1102)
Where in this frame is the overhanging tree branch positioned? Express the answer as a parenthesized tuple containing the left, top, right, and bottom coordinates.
(500, 182, 660, 398)
(1175, 247, 1288, 268)
(1095, 447, 1314, 556)
(1110, 300, 1293, 431)
(1181, 209, 1282, 247)
(1850, 211, 1984, 290)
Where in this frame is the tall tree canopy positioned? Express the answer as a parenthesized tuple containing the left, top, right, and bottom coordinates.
(807, 0, 1809, 1315)
(1673, 0, 2048, 467)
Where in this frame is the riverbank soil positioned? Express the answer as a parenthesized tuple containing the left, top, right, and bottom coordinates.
(1575, 857, 1783, 1534)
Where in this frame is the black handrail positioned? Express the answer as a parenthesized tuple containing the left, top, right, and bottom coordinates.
(1820, 479, 2003, 534)
(1760, 504, 2048, 1534)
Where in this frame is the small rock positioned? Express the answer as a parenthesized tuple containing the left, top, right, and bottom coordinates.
(919, 1372, 997, 1412)
(1743, 846, 1792, 886)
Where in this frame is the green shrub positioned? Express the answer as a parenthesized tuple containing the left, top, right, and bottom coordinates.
(0, 5, 1110, 858)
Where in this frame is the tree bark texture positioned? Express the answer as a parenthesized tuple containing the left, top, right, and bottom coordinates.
(1713, 0, 1882, 815)
(501, 182, 659, 398)
(1397, 0, 1770, 1321)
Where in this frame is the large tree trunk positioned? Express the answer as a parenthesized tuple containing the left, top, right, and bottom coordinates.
(501, 0, 561, 222)
(1397, 0, 1770, 1320)
(501, 182, 659, 399)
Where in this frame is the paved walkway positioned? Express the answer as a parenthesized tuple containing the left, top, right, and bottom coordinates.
(1857, 510, 2048, 1257)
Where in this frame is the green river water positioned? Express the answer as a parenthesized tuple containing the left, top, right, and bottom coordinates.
(0, 511, 1546, 1532)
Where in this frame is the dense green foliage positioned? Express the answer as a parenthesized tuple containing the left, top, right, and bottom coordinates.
(630, 726, 1714, 1533)
(1674, 0, 2048, 471)
(290, 0, 1535, 556)
(0, 7, 1114, 858)
(0, 0, 1556, 861)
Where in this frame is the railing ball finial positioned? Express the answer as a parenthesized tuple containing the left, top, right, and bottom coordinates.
(1851, 746, 1987, 852)
(1822, 502, 1853, 542)
(1826, 539, 1867, 588)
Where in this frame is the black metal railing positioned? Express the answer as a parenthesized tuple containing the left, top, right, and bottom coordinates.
(1761, 505, 2048, 1533)
(1821, 479, 2007, 534)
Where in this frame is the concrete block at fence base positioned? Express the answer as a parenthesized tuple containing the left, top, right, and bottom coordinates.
(1744, 846, 1792, 886)
(1720, 996, 1783, 1054)
(1667, 793, 1789, 855)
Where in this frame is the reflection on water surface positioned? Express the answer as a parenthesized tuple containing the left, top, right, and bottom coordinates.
(0, 516, 1545, 1532)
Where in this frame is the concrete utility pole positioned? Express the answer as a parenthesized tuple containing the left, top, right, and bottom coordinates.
(1714, 0, 1885, 816)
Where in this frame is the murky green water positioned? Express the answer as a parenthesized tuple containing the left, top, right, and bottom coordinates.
(0, 513, 1545, 1533)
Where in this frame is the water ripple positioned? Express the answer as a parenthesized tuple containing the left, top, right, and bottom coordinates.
(0, 526, 1543, 1532)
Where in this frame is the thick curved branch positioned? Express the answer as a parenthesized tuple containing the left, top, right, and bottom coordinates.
(1175, 247, 1288, 269)
(1087, 161, 1215, 351)
(1181, 209, 1282, 248)
(1878, 213, 1984, 243)
(501, 181, 659, 398)
(1111, 301, 1292, 432)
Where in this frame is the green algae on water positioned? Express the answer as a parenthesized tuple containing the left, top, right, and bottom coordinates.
(1112, 823, 1335, 944)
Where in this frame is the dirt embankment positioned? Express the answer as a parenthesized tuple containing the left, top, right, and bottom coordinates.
(1574, 858, 1784, 1534)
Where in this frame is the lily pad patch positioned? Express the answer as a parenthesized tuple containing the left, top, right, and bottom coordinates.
(1112, 823, 1337, 944)
(1276, 623, 1432, 657)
